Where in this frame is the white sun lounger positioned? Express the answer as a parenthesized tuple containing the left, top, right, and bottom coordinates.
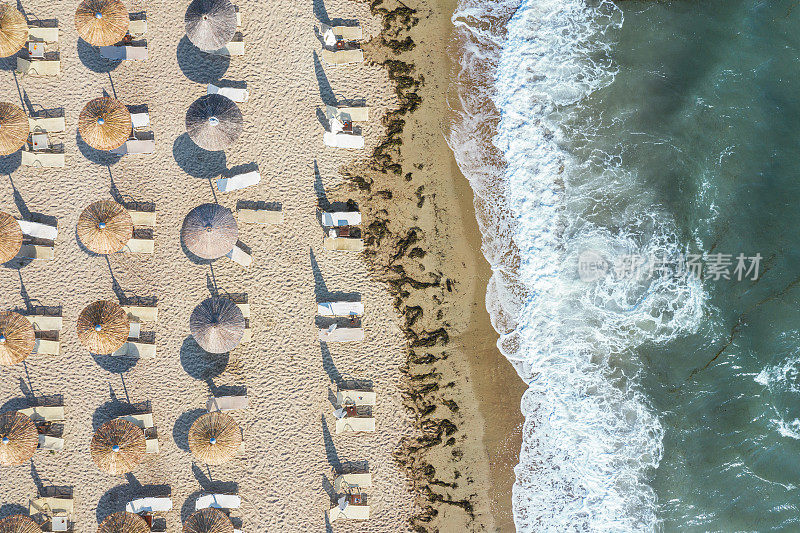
(319, 326, 364, 342)
(317, 302, 364, 317)
(33, 339, 59, 355)
(217, 171, 260, 192)
(237, 208, 282, 224)
(226, 243, 252, 268)
(195, 494, 241, 511)
(210, 39, 244, 57)
(17, 220, 57, 241)
(99, 45, 148, 61)
(329, 498, 370, 521)
(39, 435, 63, 451)
(22, 150, 65, 168)
(126, 497, 171, 514)
(333, 473, 372, 492)
(27, 26, 59, 43)
(113, 341, 156, 359)
(335, 417, 375, 434)
(131, 113, 150, 130)
(29, 116, 65, 133)
(320, 211, 361, 227)
(117, 413, 154, 429)
(323, 237, 364, 252)
(25, 314, 62, 331)
(111, 139, 155, 155)
(128, 19, 147, 38)
(320, 24, 363, 42)
(336, 390, 376, 407)
(127, 210, 156, 227)
(18, 406, 65, 422)
(206, 395, 249, 412)
(17, 58, 60, 76)
(17, 244, 54, 260)
(146, 438, 159, 454)
(207, 84, 249, 103)
(234, 303, 252, 343)
(121, 305, 158, 322)
(321, 49, 364, 65)
(122, 238, 154, 254)
(323, 132, 364, 149)
(29, 497, 73, 517)
(325, 105, 369, 124)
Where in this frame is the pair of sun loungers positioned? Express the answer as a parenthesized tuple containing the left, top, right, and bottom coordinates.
(18, 405, 65, 451)
(25, 310, 62, 355)
(323, 105, 369, 149)
(23, 114, 66, 168)
(29, 491, 73, 531)
(320, 209, 364, 252)
(121, 208, 156, 254)
(111, 111, 155, 156)
(99, 16, 148, 61)
(328, 472, 372, 522)
(17, 24, 60, 76)
(112, 303, 158, 359)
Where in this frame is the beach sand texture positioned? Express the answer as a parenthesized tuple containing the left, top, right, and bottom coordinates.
(0, 0, 416, 531)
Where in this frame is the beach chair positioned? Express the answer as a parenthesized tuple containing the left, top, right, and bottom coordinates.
(121, 236, 154, 254)
(113, 322, 156, 359)
(29, 116, 66, 133)
(127, 209, 156, 227)
(207, 83, 249, 103)
(32, 338, 60, 355)
(18, 406, 65, 423)
(234, 302, 252, 343)
(320, 24, 363, 43)
(22, 149, 65, 168)
(325, 105, 369, 124)
(116, 413, 158, 453)
(323, 237, 364, 252)
(131, 112, 150, 131)
(226, 243, 252, 268)
(319, 326, 364, 343)
(206, 395, 249, 412)
(125, 497, 172, 514)
(39, 434, 64, 451)
(320, 211, 361, 227)
(121, 304, 158, 322)
(17, 220, 58, 241)
(333, 473, 372, 492)
(16, 244, 54, 260)
(320, 49, 364, 66)
(237, 207, 283, 224)
(195, 494, 241, 511)
(17, 57, 60, 76)
(328, 495, 370, 521)
(323, 132, 364, 149)
(217, 170, 260, 192)
(99, 45, 148, 61)
(128, 19, 147, 39)
(210, 37, 245, 57)
(111, 139, 155, 155)
(29, 495, 73, 532)
(27, 26, 59, 43)
(25, 313, 63, 332)
(335, 416, 375, 434)
(317, 302, 364, 317)
(336, 390, 376, 407)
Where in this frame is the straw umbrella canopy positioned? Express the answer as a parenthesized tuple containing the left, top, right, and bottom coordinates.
(75, 0, 128, 46)
(78, 97, 132, 151)
(185, 94, 242, 151)
(190, 297, 245, 353)
(77, 300, 130, 355)
(0, 210, 22, 263)
(0, 102, 29, 156)
(77, 200, 133, 255)
(181, 203, 238, 260)
(185, 0, 237, 51)
(96, 512, 149, 533)
(0, 311, 35, 366)
(0, 3, 27, 58)
(0, 515, 42, 533)
(91, 419, 146, 475)
(0, 411, 37, 466)
(188, 412, 242, 465)
(183, 508, 233, 533)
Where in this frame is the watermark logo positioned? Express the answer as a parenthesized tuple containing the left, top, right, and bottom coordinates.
(578, 250, 611, 282)
(577, 251, 762, 282)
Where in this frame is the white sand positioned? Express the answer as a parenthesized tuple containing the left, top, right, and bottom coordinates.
(0, 0, 415, 530)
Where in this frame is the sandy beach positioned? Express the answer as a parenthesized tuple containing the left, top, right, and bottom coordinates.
(0, 0, 418, 530)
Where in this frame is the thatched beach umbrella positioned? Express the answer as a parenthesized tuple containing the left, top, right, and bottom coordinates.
(188, 412, 241, 465)
(181, 203, 238, 260)
(0, 411, 38, 466)
(190, 297, 245, 353)
(0, 211, 22, 263)
(185, 0, 237, 51)
(183, 508, 233, 533)
(96, 512, 149, 533)
(0, 311, 35, 366)
(78, 97, 132, 151)
(77, 300, 130, 355)
(77, 200, 133, 254)
(0, 102, 29, 156)
(0, 515, 42, 533)
(91, 419, 146, 475)
(0, 4, 29, 58)
(185, 94, 242, 151)
(75, 0, 128, 46)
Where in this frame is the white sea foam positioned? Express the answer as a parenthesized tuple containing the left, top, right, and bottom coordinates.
(449, 0, 706, 530)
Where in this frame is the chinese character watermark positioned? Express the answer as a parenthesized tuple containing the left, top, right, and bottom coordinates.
(577, 251, 761, 282)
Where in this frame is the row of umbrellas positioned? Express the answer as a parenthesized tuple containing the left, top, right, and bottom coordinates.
(0, 507, 235, 533)
(0, 0, 240, 57)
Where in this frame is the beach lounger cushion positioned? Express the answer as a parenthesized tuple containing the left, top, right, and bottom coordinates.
(111, 139, 156, 156)
(195, 494, 241, 510)
(226, 244, 252, 268)
(320, 49, 364, 65)
(319, 327, 364, 342)
(113, 341, 157, 359)
(29, 116, 66, 133)
(39, 435, 63, 451)
(117, 413, 154, 429)
(210, 40, 244, 56)
(206, 396, 249, 412)
(208, 84, 250, 103)
(127, 210, 156, 227)
(323, 132, 364, 149)
(146, 438, 159, 454)
(237, 208, 282, 224)
(25, 314, 63, 331)
(217, 171, 260, 192)
(131, 113, 150, 130)
(123, 238, 155, 254)
(17, 244, 54, 260)
(323, 237, 364, 252)
(121, 305, 158, 322)
(18, 406, 65, 422)
(335, 417, 375, 434)
(29, 497, 73, 516)
(336, 390, 376, 407)
(99, 46, 148, 61)
(33, 339, 59, 355)
(328, 502, 370, 521)
(17, 58, 60, 76)
(17, 220, 57, 240)
(126, 497, 171, 514)
(317, 302, 364, 317)
(22, 150, 65, 168)
(321, 211, 362, 227)
(27, 26, 59, 43)
(128, 19, 147, 37)
(334, 473, 372, 492)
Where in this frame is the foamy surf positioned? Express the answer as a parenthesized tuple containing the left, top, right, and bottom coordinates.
(449, 0, 706, 530)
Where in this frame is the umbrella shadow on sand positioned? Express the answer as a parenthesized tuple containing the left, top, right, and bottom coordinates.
(172, 408, 207, 452)
(177, 36, 230, 84)
(179, 336, 229, 381)
(173, 133, 227, 179)
(77, 38, 119, 74)
(96, 474, 171, 524)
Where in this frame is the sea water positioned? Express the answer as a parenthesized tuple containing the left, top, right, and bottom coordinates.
(450, 0, 800, 530)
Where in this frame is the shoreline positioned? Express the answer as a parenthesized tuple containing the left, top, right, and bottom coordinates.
(351, 0, 526, 529)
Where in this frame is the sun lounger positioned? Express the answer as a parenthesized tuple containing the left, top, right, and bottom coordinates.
(146, 438, 159, 454)
(195, 494, 241, 511)
(328, 497, 370, 521)
(323, 132, 364, 149)
(335, 417, 375, 434)
(111, 139, 155, 155)
(323, 237, 364, 252)
(25, 314, 62, 331)
(18, 406, 65, 422)
(128, 19, 147, 38)
(131, 113, 150, 130)
(237, 208, 282, 224)
(113, 341, 156, 359)
(333, 473, 372, 492)
(17, 244, 54, 260)
(217, 171, 260, 192)
(320, 211, 361, 227)
(226, 243, 252, 268)
(39, 435, 63, 451)
(29, 116, 65, 133)
(232, 303, 251, 343)
(334, 25, 363, 42)
(121, 305, 158, 322)
(210, 39, 244, 57)
(99, 46, 148, 61)
(33, 339, 59, 355)
(27, 27, 59, 43)
(317, 302, 364, 317)
(121, 238, 154, 254)
(336, 390, 376, 407)
(118, 413, 154, 429)
(22, 150, 65, 168)
(207, 84, 249, 103)
(319, 326, 364, 342)
(17, 57, 60, 76)
(29, 497, 73, 517)
(126, 497, 171, 514)
(206, 395, 248, 412)
(235, 10, 242, 27)
(325, 105, 369, 124)
(17, 220, 58, 241)
(321, 49, 364, 66)
(127, 210, 156, 227)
